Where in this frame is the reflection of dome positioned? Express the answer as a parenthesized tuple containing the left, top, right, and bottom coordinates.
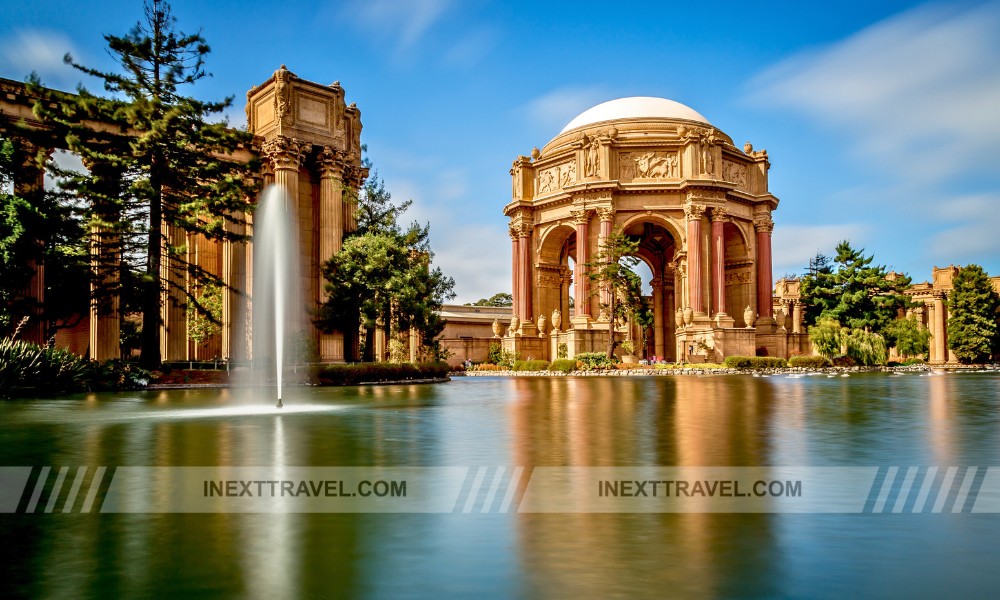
(560, 97, 710, 134)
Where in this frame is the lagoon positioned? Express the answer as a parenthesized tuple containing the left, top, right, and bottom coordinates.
(1, 373, 999, 598)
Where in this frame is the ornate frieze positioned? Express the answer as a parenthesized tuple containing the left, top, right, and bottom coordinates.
(619, 151, 679, 181)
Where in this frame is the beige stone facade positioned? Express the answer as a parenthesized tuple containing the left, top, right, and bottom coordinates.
(503, 97, 805, 361)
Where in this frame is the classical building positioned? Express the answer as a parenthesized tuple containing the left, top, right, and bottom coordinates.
(503, 97, 807, 362)
(0, 66, 367, 363)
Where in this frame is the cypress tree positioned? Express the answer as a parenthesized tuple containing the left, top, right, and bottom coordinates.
(947, 264, 1000, 364)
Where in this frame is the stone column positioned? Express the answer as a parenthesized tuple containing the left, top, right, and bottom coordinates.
(510, 227, 520, 320)
(596, 207, 614, 320)
(222, 205, 248, 361)
(685, 203, 706, 315)
(932, 293, 946, 364)
(517, 223, 533, 324)
(79, 156, 123, 360)
(11, 139, 50, 344)
(792, 301, 803, 334)
(754, 212, 775, 323)
(160, 224, 188, 362)
(317, 146, 345, 362)
(710, 207, 729, 321)
(651, 276, 664, 358)
(572, 210, 591, 321)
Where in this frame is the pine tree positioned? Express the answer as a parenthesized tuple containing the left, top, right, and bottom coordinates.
(947, 264, 1000, 364)
(799, 241, 911, 337)
(584, 227, 644, 359)
(29, 0, 257, 366)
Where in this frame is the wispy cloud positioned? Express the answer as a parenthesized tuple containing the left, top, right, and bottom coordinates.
(340, 0, 454, 55)
(523, 85, 611, 136)
(747, 2, 1000, 183)
(0, 29, 82, 90)
(930, 193, 1000, 263)
(771, 223, 869, 275)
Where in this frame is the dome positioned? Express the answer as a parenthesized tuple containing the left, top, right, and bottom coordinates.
(559, 96, 710, 134)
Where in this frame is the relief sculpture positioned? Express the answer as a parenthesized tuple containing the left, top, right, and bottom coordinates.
(722, 160, 747, 188)
(537, 161, 577, 194)
(619, 152, 678, 181)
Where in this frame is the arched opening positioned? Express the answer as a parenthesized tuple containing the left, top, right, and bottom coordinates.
(723, 222, 753, 326)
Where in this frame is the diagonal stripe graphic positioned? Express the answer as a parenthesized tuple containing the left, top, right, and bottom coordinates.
(912, 466, 938, 513)
(873, 466, 899, 513)
(63, 467, 87, 513)
(45, 467, 69, 513)
(481, 466, 506, 513)
(25, 466, 51, 514)
(500, 466, 525, 514)
(892, 467, 918, 513)
(932, 466, 958, 513)
(952, 467, 978, 513)
(463, 467, 488, 513)
(81, 466, 107, 514)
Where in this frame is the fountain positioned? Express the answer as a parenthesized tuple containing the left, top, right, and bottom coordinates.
(251, 186, 303, 408)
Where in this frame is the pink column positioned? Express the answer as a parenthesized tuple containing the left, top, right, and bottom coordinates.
(573, 211, 591, 317)
(685, 204, 704, 314)
(755, 214, 774, 319)
(597, 208, 613, 311)
(510, 231, 520, 319)
(518, 229, 533, 321)
(711, 209, 727, 316)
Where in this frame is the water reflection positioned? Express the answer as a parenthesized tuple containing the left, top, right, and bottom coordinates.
(0, 374, 998, 597)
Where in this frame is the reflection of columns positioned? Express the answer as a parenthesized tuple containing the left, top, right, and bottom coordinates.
(754, 212, 774, 320)
(651, 277, 664, 358)
(572, 210, 591, 319)
(597, 207, 614, 318)
(685, 203, 705, 314)
(710, 208, 727, 317)
(317, 147, 345, 362)
(12, 139, 50, 344)
(932, 294, 946, 364)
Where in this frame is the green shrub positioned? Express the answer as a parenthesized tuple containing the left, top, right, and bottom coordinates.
(901, 357, 925, 366)
(788, 355, 832, 369)
(575, 352, 617, 370)
(548, 359, 576, 373)
(513, 359, 549, 371)
(831, 355, 857, 367)
(88, 359, 152, 391)
(1, 338, 92, 397)
(723, 356, 788, 369)
(317, 362, 450, 386)
(844, 329, 887, 366)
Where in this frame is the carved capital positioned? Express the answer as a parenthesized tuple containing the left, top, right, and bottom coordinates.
(596, 206, 615, 222)
(650, 276, 664, 290)
(570, 209, 591, 226)
(316, 145, 345, 178)
(709, 207, 729, 223)
(753, 214, 774, 234)
(261, 136, 309, 171)
(684, 203, 706, 221)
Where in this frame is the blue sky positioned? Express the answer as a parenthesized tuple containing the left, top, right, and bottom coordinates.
(2, 0, 999, 302)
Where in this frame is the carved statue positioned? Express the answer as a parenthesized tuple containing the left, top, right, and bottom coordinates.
(551, 309, 562, 331)
(509, 314, 520, 336)
(776, 307, 787, 330)
(744, 305, 755, 328)
(274, 65, 292, 127)
(585, 134, 601, 177)
(491, 319, 501, 338)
